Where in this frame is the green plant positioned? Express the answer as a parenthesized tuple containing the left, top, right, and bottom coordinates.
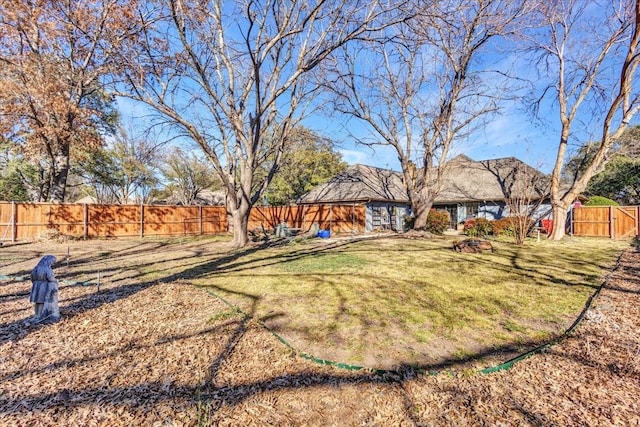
(585, 195, 620, 206)
(425, 209, 450, 234)
(404, 215, 415, 231)
(464, 217, 492, 237)
(195, 385, 212, 427)
(491, 218, 515, 236)
(208, 308, 243, 323)
(502, 319, 528, 333)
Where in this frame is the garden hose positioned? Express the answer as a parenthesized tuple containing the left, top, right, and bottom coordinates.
(479, 252, 620, 374)
(201, 249, 621, 377)
(202, 287, 373, 373)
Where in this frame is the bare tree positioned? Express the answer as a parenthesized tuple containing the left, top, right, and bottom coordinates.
(162, 148, 220, 206)
(78, 126, 163, 204)
(0, 0, 141, 202)
(115, 0, 407, 247)
(503, 162, 550, 245)
(526, 0, 640, 240)
(324, 0, 529, 230)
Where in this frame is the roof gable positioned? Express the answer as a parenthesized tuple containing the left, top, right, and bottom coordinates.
(297, 164, 408, 204)
(298, 156, 549, 205)
(436, 156, 549, 203)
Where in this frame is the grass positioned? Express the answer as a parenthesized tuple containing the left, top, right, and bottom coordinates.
(189, 235, 626, 369)
(1, 233, 626, 370)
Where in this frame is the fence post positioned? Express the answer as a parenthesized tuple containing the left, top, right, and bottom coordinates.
(83, 204, 88, 240)
(330, 203, 333, 233)
(199, 205, 203, 235)
(302, 204, 306, 232)
(609, 206, 614, 239)
(11, 201, 16, 242)
(140, 203, 145, 238)
(352, 203, 355, 232)
(570, 206, 574, 236)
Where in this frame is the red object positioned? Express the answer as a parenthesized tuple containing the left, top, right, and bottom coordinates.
(541, 219, 553, 234)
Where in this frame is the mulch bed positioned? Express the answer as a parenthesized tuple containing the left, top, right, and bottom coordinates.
(0, 247, 638, 426)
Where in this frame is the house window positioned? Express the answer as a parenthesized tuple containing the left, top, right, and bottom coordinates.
(465, 202, 479, 219)
(371, 205, 390, 230)
(437, 204, 458, 230)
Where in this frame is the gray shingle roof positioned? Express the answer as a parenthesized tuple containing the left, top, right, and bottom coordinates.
(297, 164, 409, 204)
(436, 155, 549, 203)
(298, 155, 549, 204)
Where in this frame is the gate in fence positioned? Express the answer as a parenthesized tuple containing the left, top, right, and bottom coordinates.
(572, 206, 639, 239)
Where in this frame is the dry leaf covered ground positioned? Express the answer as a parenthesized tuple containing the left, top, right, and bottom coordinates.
(0, 239, 638, 426)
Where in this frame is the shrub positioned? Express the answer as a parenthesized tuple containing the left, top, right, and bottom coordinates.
(491, 217, 515, 236)
(403, 215, 415, 231)
(425, 209, 450, 234)
(510, 215, 537, 245)
(464, 217, 492, 237)
(585, 196, 620, 206)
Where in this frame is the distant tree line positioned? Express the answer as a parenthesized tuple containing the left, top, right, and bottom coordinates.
(0, 123, 344, 206)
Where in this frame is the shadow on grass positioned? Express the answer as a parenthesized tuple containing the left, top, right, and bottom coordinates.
(0, 317, 578, 422)
(0, 238, 635, 422)
(0, 238, 354, 347)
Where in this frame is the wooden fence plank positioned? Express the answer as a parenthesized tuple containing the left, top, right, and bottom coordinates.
(572, 206, 639, 239)
(0, 202, 365, 241)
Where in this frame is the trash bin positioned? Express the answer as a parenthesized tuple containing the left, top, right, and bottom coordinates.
(317, 230, 330, 239)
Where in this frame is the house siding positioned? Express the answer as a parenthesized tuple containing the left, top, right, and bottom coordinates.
(364, 200, 552, 232)
(433, 201, 507, 229)
(433, 201, 552, 229)
(490, 202, 553, 223)
(366, 202, 411, 232)
(478, 202, 507, 220)
(299, 156, 552, 233)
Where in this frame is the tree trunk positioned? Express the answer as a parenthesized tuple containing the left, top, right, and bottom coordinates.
(47, 145, 70, 202)
(227, 197, 251, 248)
(412, 198, 433, 230)
(549, 203, 570, 240)
(48, 164, 69, 202)
(230, 210, 249, 247)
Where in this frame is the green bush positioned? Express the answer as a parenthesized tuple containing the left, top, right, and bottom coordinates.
(585, 196, 620, 206)
(491, 217, 515, 236)
(464, 217, 492, 237)
(425, 209, 450, 234)
(403, 215, 415, 231)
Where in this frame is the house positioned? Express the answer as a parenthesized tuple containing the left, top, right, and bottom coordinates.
(159, 189, 226, 206)
(432, 155, 550, 229)
(297, 164, 411, 231)
(297, 155, 550, 232)
(148, 189, 226, 206)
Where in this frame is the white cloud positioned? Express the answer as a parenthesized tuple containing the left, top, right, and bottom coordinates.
(339, 144, 401, 170)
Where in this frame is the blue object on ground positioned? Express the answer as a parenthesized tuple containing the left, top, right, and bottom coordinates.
(317, 230, 330, 238)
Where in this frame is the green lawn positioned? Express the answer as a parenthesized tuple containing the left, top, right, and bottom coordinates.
(192, 236, 626, 369)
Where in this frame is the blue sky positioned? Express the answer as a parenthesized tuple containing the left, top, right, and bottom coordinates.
(112, 0, 640, 184)
(301, 106, 561, 174)
(113, 1, 640, 178)
(115, 1, 639, 178)
(117, 94, 567, 176)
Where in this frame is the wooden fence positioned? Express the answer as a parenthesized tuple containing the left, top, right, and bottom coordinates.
(572, 206, 639, 239)
(249, 204, 365, 235)
(0, 202, 366, 242)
